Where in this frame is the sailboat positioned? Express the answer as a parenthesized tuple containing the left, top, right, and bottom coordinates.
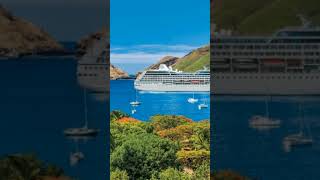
(130, 90, 141, 106)
(198, 97, 208, 110)
(283, 102, 313, 151)
(249, 95, 281, 128)
(64, 89, 100, 136)
(188, 92, 198, 104)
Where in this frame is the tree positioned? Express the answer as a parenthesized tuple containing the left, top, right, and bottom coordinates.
(150, 115, 192, 131)
(111, 133, 179, 180)
(193, 162, 210, 180)
(176, 150, 210, 170)
(111, 169, 129, 180)
(110, 110, 129, 122)
(158, 168, 191, 180)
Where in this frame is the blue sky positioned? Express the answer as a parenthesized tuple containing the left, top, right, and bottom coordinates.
(111, 0, 210, 74)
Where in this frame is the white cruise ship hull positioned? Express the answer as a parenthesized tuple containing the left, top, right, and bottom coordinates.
(135, 83, 209, 92)
(213, 73, 320, 95)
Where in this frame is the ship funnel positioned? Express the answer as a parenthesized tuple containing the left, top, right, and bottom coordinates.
(159, 64, 170, 71)
(297, 14, 312, 28)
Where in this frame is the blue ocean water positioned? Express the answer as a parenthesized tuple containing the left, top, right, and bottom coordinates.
(110, 80, 210, 121)
(0, 58, 107, 180)
(213, 96, 320, 180)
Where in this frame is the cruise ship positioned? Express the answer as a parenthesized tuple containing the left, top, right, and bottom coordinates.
(134, 64, 210, 92)
(212, 16, 320, 95)
(77, 38, 109, 92)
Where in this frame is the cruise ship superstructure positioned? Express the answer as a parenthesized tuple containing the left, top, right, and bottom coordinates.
(134, 64, 210, 92)
(77, 38, 108, 92)
(212, 16, 320, 95)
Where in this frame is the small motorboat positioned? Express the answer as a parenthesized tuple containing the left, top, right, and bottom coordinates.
(198, 103, 208, 110)
(131, 109, 137, 114)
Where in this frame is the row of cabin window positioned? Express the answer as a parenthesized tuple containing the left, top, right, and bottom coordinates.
(83, 66, 108, 70)
(214, 76, 320, 80)
(77, 73, 98, 77)
(211, 52, 320, 56)
(211, 45, 320, 49)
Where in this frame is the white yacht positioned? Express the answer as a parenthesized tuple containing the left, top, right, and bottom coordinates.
(134, 64, 210, 92)
(212, 16, 320, 95)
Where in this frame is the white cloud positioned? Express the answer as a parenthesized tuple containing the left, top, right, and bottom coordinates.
(110, 44, 202, 64)
(111, 52, 186, 64)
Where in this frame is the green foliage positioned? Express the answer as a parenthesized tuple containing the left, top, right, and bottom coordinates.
(0, 154, 66, 180)
(150, 115, 192, 131)
(158, 168, 191, 180)
(111, 169, 129, 180)
(110, 121, 152, 152)
(111, 133, 179, 180)
(173, 46, 209, 72)
(193, 162, 210, 180)
(213, 0, 320, 35)
(189, 121, 210, 151)
(110, 111, 210, 180)
(42, 164, 64, 177)
(177, 150, 210, 170)
(110, 110, 129, 121)
(158, 121, 210, 151)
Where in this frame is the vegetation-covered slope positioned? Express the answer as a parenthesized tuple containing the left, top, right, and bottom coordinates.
(212, 0, 320, 35)
(110, 110, 210, 180)
(147, 45, 210, 73)
(173, 45, 209, 72)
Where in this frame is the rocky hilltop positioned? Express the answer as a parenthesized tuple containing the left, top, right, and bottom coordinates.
(110, 64, 129, 80)
(0, 5, 65, 57)
(147, 45, 209, 72)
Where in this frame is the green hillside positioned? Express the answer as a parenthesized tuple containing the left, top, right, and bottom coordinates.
(173, 45, 209, 72)
(212, 0, 320, 35)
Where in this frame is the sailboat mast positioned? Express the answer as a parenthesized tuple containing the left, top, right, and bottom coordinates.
(84, 89, 88, 128)
(298, 102, 304, 134)
(265, 96, 269, 118)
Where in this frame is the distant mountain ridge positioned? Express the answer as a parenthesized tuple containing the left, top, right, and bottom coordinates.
(0, 5, 65, 57)
(146, 45, 209, 72)
(212, 0, 320, 35)
(110, 64, 129, 80)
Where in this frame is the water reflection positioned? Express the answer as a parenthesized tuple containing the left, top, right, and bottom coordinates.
(212, 95, 320, 179)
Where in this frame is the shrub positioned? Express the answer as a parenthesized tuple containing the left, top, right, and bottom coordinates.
(176, 150, 210, 169)
(150, 115, 192, 131)
(111, 169, 129, 180)
(193, 162, 210, 180)
(111, 133, 179, 180)
(110, 110, 129, 121)
(158, 168, 191, 180)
